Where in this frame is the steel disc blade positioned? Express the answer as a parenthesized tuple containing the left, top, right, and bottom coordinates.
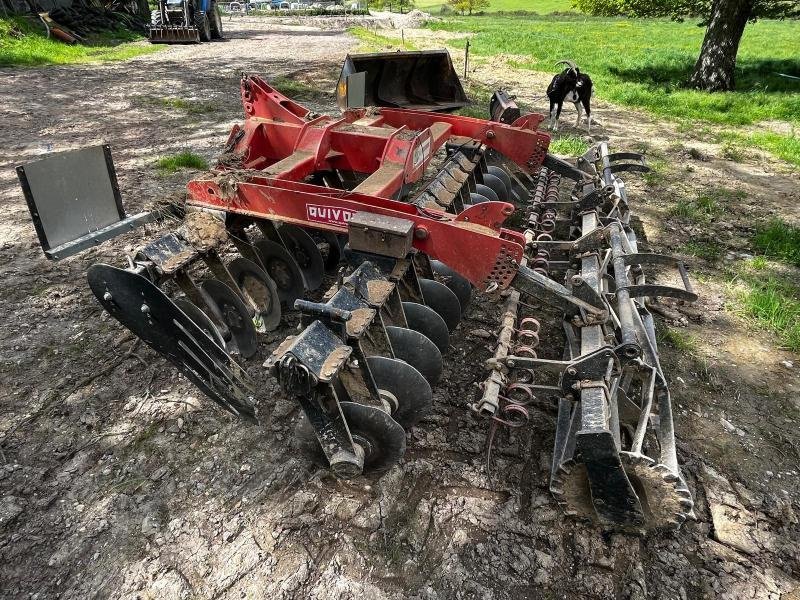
(430, 259, 472, 312)
(174, 298, 226, 350)
(201, 279, 258, 359)
(386, 326, 443, 386)
(255, 239, 305, 306)
(367, 355, 432, 428)
(475, 183, 499, 202)
(228, 257, 282, 331)
(469, 192, 490, 204)
(87, 264, 257, 422)
(340, 402, 406, 473)
(482, 173, 508, 201)
(280, 224, 325, 291)
(295, 402, 406, 474)
(487, 165, 513, 195)
(419, 278, 461, 331)
(402, 301, 449, 353)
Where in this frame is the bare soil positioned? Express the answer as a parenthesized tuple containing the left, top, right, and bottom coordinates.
(1, 17, 799, 600)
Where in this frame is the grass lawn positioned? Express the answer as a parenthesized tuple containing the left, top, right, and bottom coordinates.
(426, 15, 800, 128)
(155, 150, 209, 174)
(734, 258, 800, 352)
(412, 0, 575, 15)
(0, 17, 159, 67)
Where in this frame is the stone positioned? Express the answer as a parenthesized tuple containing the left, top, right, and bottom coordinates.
(703, 465, 759, 555)
(469, 329, 493, 339)
(0, 496, 23, 527)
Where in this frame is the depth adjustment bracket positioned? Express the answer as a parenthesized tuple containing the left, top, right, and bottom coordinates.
(501, 345, 617, 397)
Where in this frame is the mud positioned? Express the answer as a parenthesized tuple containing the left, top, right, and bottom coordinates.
(1, 17, 799, 600)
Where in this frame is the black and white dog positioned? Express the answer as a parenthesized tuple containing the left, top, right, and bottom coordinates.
(546, 60, 594, 133)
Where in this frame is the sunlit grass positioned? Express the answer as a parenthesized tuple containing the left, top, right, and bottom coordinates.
(659, 326, 699, 353)
(753, 219, 800, 266)
(155, 151, 208, 174)
(668, 187, 745, 223)
(548, 133, 589, 156)
(682, 241, 724, 262)
(730, 259, 800, 351)
(717, 130, 800, 167)
(270, 75, 333, 101)
(349, 26, 418, 52)
(133, 96, 220, 115)
(0, 16, 159, 67)
(426, 16, 800, 127)
(414, 0, 575, 14)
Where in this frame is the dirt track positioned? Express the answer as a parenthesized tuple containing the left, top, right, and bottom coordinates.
(1, 17, 800, 600)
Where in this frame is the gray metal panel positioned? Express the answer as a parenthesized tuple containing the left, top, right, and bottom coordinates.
(346, 72, 366, 109)
(23, 145, 123, 249)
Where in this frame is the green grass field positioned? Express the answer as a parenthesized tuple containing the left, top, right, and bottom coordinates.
(155, 150, 209, 174)
(0, 17, 159, 67)
(427, 15, 800, 128)
(413, 0, 574, 15)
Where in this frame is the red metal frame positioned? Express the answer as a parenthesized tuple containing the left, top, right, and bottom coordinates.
(187, 75, 552, 290)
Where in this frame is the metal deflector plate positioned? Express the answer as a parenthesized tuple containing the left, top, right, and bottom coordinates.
(16, 145, 151, 260)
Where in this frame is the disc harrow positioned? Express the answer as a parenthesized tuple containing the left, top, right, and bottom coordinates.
(18, 76, 700, 533)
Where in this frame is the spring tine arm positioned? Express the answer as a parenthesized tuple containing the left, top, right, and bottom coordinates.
(510, 264, 607, 320)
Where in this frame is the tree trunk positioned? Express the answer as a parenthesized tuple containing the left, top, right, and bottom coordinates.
(689, 0, 753, 91)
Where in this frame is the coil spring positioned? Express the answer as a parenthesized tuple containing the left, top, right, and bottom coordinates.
(527, 168, 561, 276)
(485, 316, 541, 476)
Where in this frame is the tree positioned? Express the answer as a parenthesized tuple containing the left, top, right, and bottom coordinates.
(574, 0, 800, 91)
(369, 0, 415, 12)
(448, 0, 490, 16)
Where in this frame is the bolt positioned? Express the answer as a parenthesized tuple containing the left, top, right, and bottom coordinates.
(414, 226, 429, 240)
(571, 275, 583, 287)
(486, 130, 495, 139)
(140, 304, 150, 315)
(566, 367, 577, 376)
(103, 292, 113, 302)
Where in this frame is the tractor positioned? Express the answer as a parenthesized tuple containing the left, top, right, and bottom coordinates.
(150, 0, 223, 43)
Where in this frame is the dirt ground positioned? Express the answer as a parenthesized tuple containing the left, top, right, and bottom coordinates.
(1, 16, 800, 600)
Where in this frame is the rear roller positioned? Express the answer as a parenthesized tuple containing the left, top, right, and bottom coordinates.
(419, 278, 461, 332)
(550, 453, 695, 531)
(200, 279, 258, 359)
(174, 298, 226, 350)
(402, 301, 449, 353)
(430, 259, 472, 312)
(385, 325, 442, 385)
(295, 401, 406, 474)
(227, 257, 282, 331)
(279, 224, 325, 291)
(255, 239, 305, 306)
